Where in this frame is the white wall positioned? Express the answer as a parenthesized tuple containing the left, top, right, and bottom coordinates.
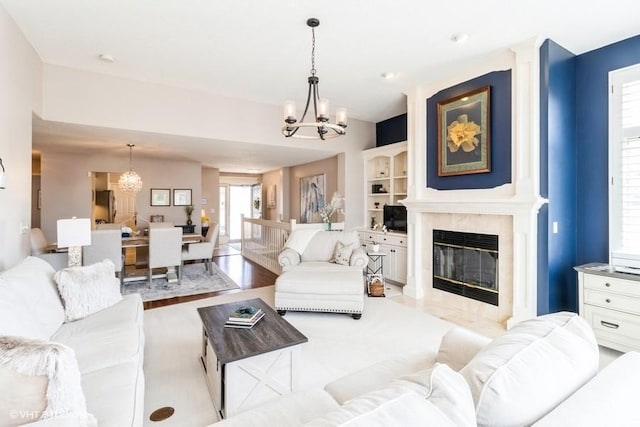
(40, 151, 202, 239)
(0, 5, 42, 269)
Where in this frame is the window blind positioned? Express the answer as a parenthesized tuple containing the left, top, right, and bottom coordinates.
(620, 78, 640, 250)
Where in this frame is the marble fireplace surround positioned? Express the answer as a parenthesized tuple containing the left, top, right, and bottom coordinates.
(404, 191, 546, 329)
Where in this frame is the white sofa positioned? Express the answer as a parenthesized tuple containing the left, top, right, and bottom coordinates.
(210, 312, 640, 426)
(275, 230, 368, 319)
(0, 257, 145, 426)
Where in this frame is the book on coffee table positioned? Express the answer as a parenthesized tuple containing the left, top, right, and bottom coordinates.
(228, 306, 262, 321)
(224, 311, 265, 329)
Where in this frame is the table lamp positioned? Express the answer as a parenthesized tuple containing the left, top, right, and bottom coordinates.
(57, 218, 91, 267)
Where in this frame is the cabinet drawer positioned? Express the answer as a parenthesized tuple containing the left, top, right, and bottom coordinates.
(379, 234, 407, 247)
(584, 289, 640, 316)
(584, 305, 640, 352)
(584, 274, 640, 298)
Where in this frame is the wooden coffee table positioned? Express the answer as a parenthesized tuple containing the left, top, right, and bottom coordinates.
(198, 298, 308, 419)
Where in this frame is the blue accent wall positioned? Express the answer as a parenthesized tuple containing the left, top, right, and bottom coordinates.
(426, 71, 512, 190)
(376, 114, 407, 147)
(539, 40, 578, 314)
(576, 35, 640, 265)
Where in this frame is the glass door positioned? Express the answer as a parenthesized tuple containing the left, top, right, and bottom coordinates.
(228, 185, 252, 242)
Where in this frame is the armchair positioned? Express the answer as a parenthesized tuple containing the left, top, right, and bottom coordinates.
(30, 228, 68, 270)
(182, 223, 219, 273)
(275, 230, 366, 319)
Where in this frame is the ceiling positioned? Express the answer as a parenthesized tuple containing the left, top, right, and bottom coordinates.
(4, 0, 640, 172)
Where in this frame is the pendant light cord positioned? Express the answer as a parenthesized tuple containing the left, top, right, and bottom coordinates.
(310, 27, 316, 76)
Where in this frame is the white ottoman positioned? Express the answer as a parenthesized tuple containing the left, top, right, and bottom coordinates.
(275, 269, 365, 319)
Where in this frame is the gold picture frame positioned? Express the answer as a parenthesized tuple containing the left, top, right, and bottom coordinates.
(437, 86, 491, 176)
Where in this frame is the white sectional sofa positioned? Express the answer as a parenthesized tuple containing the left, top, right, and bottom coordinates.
(210, 312, 640, 426)
(276, 230, 367, 319)
(0, 257, 145, 426)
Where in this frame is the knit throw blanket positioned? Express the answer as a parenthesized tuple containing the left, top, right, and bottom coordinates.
(0, 336, 96, 425)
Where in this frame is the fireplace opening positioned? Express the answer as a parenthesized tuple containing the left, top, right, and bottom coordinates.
(433, 230, 498, 306)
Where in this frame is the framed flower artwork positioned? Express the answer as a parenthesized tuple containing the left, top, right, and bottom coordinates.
(437, 86, 491, 176)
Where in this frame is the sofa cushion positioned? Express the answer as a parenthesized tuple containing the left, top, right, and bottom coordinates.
(54, 259, 123, 322)
(329, 241, 355, 266)
(435, 327, 491, 371)
(308, 364, 475, 427)
(305, 390, 456, 427)
(460, 312, 599, 427)
(275, 269, 364, 295)
(0, 336, 96, 426)
(0, 256, 65, 340)
(533, 351, 640, 427)
(210, 390, 340, 427)
(82, 361, 144, 427)
(301, 231, 359, 262)
(392, 363, 477, 427)
(325, 352, 437, 405)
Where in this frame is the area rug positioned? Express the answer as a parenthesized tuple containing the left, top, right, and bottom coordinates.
(142, 286, 456, 427)
(122, 262, 239, 302)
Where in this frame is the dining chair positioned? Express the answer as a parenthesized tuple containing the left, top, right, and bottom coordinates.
(149, 222, 175, 229)
(181, 223, 219, 274)
(148, 226, 182, 287)
(83, 229, 125, 287)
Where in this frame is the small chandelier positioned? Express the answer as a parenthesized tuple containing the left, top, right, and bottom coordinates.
(118, 144, 143, 192)
(282, 18, 347, 140)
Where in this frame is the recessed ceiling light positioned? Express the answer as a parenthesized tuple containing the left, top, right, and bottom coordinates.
(381, 72, 398, 80)
(450, 33, 469, 44)
(98, 54, 115, 63)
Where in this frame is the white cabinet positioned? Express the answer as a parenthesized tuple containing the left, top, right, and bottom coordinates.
(576, 264, 640, 352)
(360, 230, 407, 284)
(362, 142, 408, 229)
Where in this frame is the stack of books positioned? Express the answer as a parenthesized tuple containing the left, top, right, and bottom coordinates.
(224, 306, 265, 329)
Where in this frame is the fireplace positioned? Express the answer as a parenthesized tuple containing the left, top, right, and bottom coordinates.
(432, 230, 499, 306)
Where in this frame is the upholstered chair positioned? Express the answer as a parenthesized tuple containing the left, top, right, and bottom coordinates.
(83, 229, 125, 287)
(148, 226, 182, 287)
(149, 222, 175, 229)
(29, 228, 55, 255)
(30, 228, 68, 270)
(181, 223, 219, 274)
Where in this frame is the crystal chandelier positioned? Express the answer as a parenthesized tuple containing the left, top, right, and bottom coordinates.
(118, 144, 143, 192)
(282, 18, 347, 140)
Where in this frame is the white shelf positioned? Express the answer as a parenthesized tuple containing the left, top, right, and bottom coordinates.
(369, 193, 389, 196)
(368, 208, 383, 212)
(368, 177, 391, 182)
(395, 193, 407, 196)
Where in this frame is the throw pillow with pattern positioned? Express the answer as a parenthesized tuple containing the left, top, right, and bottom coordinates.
(330, 241, 354, 266)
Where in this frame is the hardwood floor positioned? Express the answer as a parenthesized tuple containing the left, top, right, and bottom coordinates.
(143, 251, 277, 310)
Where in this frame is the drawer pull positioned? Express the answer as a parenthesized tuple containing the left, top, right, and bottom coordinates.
(601, 320, 619, 329)
(605, 298, 611, 303)
(605, 282, 611, 287)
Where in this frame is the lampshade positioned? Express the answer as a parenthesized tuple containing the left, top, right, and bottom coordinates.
(57, 218, 92, 248)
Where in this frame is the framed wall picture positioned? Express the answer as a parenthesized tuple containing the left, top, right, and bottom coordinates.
(173, 189, 192, 206)
(300, 174, 326, 223)
(150, 188, 171, 206)
(437, 86, 491, 176)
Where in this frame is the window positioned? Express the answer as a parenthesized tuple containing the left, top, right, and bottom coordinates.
(609, 64, 640, 257)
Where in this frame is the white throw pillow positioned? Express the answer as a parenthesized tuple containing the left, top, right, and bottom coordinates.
(0, 336, 96, 426)
(329, 241, 354, 266)
(54, 259, 123, 322)
(460, 312, 599, 427)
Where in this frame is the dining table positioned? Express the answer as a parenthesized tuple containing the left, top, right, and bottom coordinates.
(121, 233, 203, 283)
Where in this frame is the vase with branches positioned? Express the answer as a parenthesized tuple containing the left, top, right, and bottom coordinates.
(319, 192, 344, 230)
(185, 205, 194, 226)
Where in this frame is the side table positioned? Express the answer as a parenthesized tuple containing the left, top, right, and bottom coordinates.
(366, 252, 386, 297)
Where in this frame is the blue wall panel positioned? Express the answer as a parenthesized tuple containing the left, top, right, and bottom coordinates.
(539, 39, 578, 314)
(575, 35, 640, 265)
(426, 71, 512, 190)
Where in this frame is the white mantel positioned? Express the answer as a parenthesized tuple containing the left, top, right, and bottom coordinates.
(402, 38, 547, 328)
